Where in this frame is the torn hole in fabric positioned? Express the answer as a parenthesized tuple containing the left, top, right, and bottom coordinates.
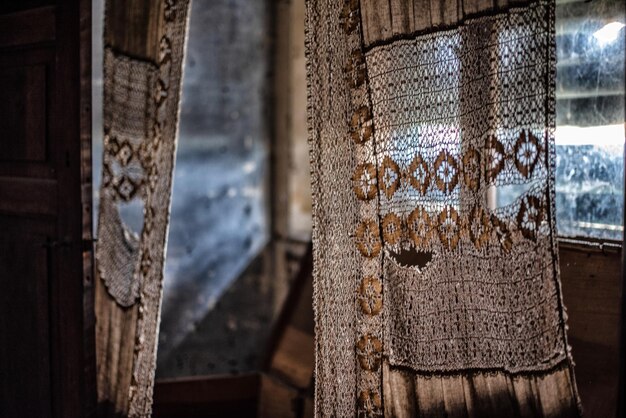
(387, 247, 434, 270)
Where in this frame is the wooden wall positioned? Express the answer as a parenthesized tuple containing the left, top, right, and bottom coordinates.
(0, 1, 95, 417)
(559, 240, 622, 418)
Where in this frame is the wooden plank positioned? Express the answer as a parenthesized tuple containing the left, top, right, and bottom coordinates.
(153, 399, 258, 418)
(0, 0, 95, 416)
(270, 326, 315, 389)
(384, 363, 578, 417)
(383, 362, 416, 417)
(0, 1, 54, 15)
(269, 0, 293, 317)
(0, 47, 56, 180)
(152, 374, 259, 418)
(104, 0, 162, 60)
(258, 374, 301, 418)
(359, 0, 544, 46)
(266, 247, 315, 389)
(0, 6, 56, 48)
(154, 373, 260, 403)
(258, 242, 314, 416)
(79, 0, 97, 413)
(95, 273, 138, 416)
(0, 64, 47, 162)
(51, 0, 96, 416)
(0, 218, 54, 418)
(0, 176, 57, 216)
(263, 243, 313, 381)
(302, 396, 314, 418)
(559, 244, 622, 418)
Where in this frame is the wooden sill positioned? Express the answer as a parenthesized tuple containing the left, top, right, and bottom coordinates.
(153, 373, 260, 418)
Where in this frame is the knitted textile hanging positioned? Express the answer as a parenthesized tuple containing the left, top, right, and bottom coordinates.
(306, 0, 581, 416)
(95, 0, 191, 416)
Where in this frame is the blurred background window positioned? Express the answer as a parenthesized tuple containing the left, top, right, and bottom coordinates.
(93, 0, 281, 378)
(155, 0, 272, 372)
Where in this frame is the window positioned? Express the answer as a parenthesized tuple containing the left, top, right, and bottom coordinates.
(157, 0, 273, 375)
(554, 0, 625, 241)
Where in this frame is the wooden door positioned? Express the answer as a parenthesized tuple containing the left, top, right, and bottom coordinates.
(0, 1, 95, 417)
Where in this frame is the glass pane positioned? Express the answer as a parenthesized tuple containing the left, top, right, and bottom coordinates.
(555, 0, 625, 240)
(156, 0, 272, 376)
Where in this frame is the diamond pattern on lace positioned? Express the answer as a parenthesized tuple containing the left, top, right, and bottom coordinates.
(362, 2, 568, 373)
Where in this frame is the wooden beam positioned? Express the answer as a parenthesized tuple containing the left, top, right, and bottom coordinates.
(152, 374, 260, 418)
(0, 6, 56, 48)
(104, 0, 162, 60)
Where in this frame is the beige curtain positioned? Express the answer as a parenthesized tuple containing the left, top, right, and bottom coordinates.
(94, 1, 191, 416)
(306, 0, 581, 416)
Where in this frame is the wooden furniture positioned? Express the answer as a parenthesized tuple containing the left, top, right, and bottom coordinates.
(0, 1, 95, 417)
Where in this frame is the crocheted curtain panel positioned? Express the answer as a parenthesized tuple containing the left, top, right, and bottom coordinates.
(95, 0, 190, 416)
(306, 0, 581, 416)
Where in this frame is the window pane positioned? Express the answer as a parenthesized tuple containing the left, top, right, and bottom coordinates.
(156, 0, 272, 374)
(555, 0, 625, 240)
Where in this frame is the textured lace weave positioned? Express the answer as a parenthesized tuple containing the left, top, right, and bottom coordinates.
(96, 0, 191, 415)
(306, 0, 576, 416)
(367, 2, 567, 373)
(97, 49, 158, 307)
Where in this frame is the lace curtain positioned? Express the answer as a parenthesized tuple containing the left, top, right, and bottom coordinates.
(306, 0, 581, 416)
(94, 1, 191, 416)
